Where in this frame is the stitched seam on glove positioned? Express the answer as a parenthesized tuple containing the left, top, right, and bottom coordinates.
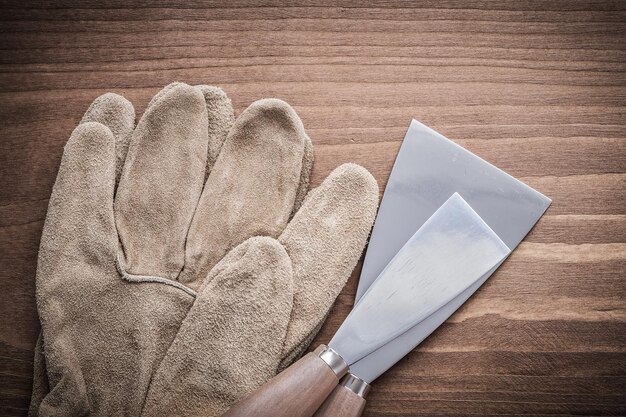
(116, 254, 197, 297)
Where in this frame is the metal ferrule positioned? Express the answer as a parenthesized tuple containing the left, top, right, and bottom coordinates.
(318, 345, 349, 378)
(340, 373, 371, 398)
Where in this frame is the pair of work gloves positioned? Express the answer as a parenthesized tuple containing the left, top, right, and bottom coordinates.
(29, 82, 379, 416)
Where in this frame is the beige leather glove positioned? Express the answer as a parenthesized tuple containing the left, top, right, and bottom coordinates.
(30, 83, 378, 416)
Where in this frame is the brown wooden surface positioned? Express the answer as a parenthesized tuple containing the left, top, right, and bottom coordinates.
(0, 1, 624, 416)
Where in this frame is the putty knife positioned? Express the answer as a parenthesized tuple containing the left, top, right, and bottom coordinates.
(314, 120, 551, 416)
(222, 194, 511, 417)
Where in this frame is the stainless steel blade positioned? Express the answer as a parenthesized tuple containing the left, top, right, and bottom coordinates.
(348, 263, 498, 382)
(350, 120, 551, 383)
(358, 120, 551, 300)
(329, 193, 510, 365)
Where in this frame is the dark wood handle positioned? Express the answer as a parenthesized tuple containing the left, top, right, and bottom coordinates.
(313, 384, 366, 417)
(221, 349, 340, 417)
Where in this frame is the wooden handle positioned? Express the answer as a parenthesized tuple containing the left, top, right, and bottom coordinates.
(313, 384, 366, 417)
(221, 348, 342, 417)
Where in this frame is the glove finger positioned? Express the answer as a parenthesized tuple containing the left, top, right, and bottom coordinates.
(115, 83, 208, 279)
(277, 163, 379, 366)
(197, 85, 235, 177)
(143, 236, 293, 417)
(39, 122, 117, 261)
(146, 82, 234, 179)
(180, 99, 309, 289)
(80, 92, 135, 182)
(291, 133, 313, 218)
(145, 80, 182, 108)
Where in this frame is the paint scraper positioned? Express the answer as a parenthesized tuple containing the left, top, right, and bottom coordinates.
(314, 120, 551, 416)
(222, 193, 511, 417)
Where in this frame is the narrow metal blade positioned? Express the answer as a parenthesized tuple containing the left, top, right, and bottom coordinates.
(351, 120, 551, 383)
(349, 264, 497, 382)
(329, 193, 510, 365)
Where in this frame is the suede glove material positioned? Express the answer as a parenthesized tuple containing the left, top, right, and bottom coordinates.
(30, 83, 379, 417)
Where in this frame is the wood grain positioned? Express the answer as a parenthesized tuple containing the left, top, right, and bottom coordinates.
(0, 1, 624, 416)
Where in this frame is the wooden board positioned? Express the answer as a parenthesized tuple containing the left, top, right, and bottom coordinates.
(0, 1, 624, 415)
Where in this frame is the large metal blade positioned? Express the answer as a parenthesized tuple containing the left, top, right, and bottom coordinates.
(358, 120, 551, 300)
(350, 120, 551, 382)
(329, 193, 510, 365)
